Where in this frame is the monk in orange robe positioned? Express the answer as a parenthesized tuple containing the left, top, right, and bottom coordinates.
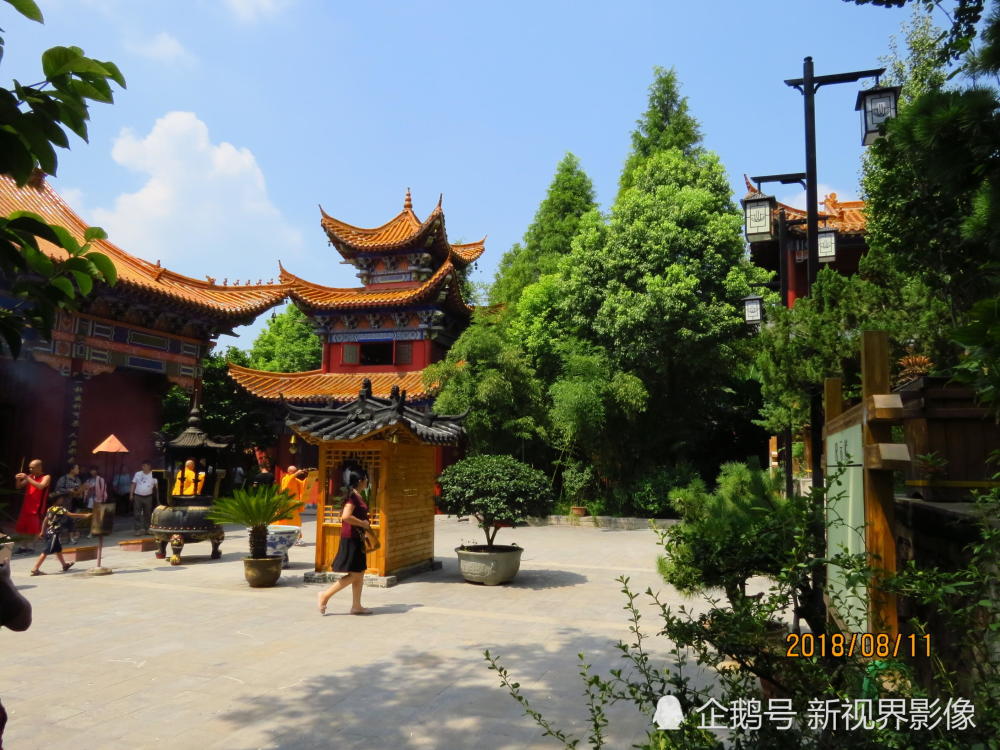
(276, 465, 306, 528)
(171, 459, 205, 496)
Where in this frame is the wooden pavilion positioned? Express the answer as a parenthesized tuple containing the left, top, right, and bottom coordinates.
(285, 379, 465, 577)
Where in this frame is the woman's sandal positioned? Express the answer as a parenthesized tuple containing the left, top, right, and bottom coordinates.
(29, 569, 44, 576)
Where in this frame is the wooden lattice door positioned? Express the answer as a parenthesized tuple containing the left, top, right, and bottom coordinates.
(315, 443, 385, 575)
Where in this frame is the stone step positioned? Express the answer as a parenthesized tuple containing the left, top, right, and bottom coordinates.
(117, 538, 158, 552)
(61, 545, 98, 562)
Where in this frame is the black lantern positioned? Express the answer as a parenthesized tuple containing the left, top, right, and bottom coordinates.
(817, 227, 837, 263)
(742, 192, 777, 243)
(855, 85, 901, 146)
(743, 294, 764, 325)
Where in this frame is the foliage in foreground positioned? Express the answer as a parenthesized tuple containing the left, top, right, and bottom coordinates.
(436, 454, 554, 548)
(486, 473, 1000, 749)
(0, 0, 125, 356)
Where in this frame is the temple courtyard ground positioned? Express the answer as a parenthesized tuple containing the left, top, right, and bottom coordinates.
(3, 515, 713, 749)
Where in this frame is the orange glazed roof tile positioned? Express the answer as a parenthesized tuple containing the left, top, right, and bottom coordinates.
(279, 259, 472, 314)
(0, 175, 289, 318)
(742, 176, 867, 236)
(228, 363, 433, 402)
(319, 189, 486, 268)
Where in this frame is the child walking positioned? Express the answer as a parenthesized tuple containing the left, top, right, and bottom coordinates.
(29, 497, 90, 576)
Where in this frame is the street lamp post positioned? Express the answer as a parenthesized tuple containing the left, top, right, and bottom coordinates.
(785, 57, 885, 290)
(745, 173, 805, 499)
(784, 57, 885, 491)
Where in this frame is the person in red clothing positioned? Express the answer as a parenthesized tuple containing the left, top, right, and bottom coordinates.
(13, 459, 50, 552)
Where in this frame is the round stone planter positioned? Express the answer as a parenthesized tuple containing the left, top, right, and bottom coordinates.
(243, 556, 283, 588)
(569, 506, 588, 517)
(455, 545, 523, 586)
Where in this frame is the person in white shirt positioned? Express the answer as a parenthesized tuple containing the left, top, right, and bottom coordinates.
(129, 461, 159, 535)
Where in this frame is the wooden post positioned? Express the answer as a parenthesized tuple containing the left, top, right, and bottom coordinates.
(824, 378, 843, 421)
(861, 330, 898, 635)
(315, 446, 328, 572)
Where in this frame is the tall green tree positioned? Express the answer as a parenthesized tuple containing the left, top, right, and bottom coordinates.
(247, 304, 322, 372)
(489, 153, 596, 306)
(160, 346, 278, 451)
(0, 0, 125, 355)
(618, 66, 702, 195)
(423, 308, 547, 457)
(561, 68, 769, 479)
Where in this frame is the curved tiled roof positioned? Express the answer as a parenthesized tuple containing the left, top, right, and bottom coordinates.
(742, 176, 866, 236)
(319, 189, 486, 268)
(0, 175, 289, 318)
(285, 378, 464, 445)
(279, 259, 472, 315)
(228, 364, 431, 402)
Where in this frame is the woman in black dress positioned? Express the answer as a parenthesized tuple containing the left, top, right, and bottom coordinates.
(317, 468, 372, 615)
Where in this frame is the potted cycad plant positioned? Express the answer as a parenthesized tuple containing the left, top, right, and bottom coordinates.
(438, 454, 553, 585)
(206, 486, 303, 587)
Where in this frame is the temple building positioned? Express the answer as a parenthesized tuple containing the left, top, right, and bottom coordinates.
(743, 176, 869, 480)
(228, 190, 484, 469)
(0, 175, 288, 474)
(743, 176, 868, 307)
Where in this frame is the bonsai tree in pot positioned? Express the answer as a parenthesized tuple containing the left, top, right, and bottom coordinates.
(438, 454, 553, 585)
(206, 486, 303, 588)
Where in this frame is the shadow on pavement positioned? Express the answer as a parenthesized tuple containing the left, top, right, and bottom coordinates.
(217, 630, 667, 749)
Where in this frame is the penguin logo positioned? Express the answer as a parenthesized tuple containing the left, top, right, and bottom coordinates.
(654, 694, 684, 730)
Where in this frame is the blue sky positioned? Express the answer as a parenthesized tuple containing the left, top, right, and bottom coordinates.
(2, 0, 938, 344)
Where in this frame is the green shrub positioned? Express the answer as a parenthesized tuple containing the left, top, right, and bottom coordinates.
(660, 462, 796, 609)
(206, 485, 302, 559)
(628, 462, 697, 518)
(438, 454, 554, 547)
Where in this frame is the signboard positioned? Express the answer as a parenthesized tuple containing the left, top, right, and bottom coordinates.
(825, 423, 868, 632)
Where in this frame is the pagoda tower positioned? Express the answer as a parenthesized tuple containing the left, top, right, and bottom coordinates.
(228, 190, 485, 408)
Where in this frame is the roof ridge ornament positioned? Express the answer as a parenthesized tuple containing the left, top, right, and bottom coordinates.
(404, 188, 413, 212)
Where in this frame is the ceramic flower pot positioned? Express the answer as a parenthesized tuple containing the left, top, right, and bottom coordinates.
(261, 525, 301, 568)
(243, 556, 283, 588)
(455, 545, 523, 586)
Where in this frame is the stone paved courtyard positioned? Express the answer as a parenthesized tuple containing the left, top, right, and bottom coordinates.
(3, 515, 712, 750)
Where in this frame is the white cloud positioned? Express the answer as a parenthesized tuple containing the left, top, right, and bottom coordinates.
(777, 184, 859, 211)
(89, 111, 304, 283)
(126, 32, 196, 67)
(223, 0, 291, 22)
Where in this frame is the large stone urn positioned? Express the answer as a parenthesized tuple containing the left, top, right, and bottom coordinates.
(152, 402, 232, 566)
(151, 499, 225, 566)
(455, 544, 523, 585)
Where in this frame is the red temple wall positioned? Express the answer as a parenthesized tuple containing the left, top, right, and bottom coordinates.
(322, 340, 433, 374)
(0, 359, 67, 475)
(77, 370, 168, 474)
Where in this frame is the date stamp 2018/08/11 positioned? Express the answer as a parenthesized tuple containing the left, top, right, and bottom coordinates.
(785, 633, 931, 659)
